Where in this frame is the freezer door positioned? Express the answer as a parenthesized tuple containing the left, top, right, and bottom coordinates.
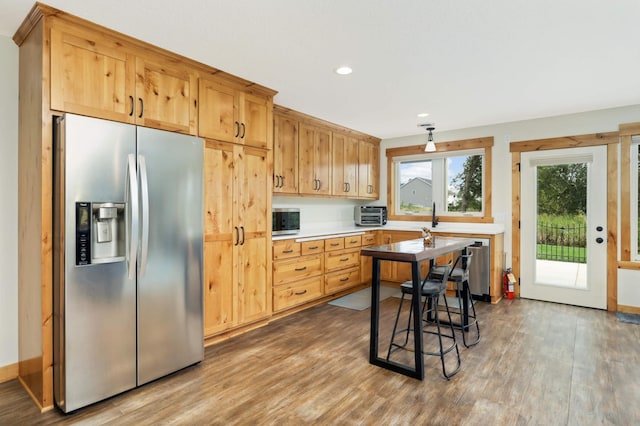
(55, 114, 137, 412)
(136, 127, 204, 385)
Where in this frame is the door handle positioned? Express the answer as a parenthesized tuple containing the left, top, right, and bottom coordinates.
(138, 155, 150, 278)
(125, 154, 139, 279)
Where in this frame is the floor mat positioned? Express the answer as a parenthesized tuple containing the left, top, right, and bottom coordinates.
(617, 312, 640, 325)
(328, 286, 401, 311)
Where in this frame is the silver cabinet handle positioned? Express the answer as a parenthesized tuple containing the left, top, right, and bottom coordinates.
(240, 123, 246, 139)
(240, 226, 245, 245)
(125, 154, 139, 279)
(234, 226, 240, 246)
(138, 155, 150, 278)
(138, 98, 144, 118)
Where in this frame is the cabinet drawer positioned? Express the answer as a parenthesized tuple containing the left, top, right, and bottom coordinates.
(324, 248, 360, 273)
(362, 232, 377, 246)
(325, 237, 345, 251)
(273, 276, 323, 312)
(273, 240, 301, 260)
(301, 240, 324, 255)
(273, 254, 323, 285)
(325, 267, 361, 294)
(344, 235, 362, 248)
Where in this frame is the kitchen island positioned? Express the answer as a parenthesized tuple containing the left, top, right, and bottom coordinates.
(361, 236, 476, 379)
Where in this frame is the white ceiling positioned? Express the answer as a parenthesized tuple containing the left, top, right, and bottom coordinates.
(1, 0, 639, 139)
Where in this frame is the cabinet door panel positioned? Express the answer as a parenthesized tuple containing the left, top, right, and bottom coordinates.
(204, 141, 235, 237)
(242, 93, 270, 149)
(239, 147, 269, 236)
(204, 240, 235, 336)
(332, 133, 358, 196)
(358, 140, 379, 199)
(273, 114, 299, 193)
(314, 128, 332, 195)
(299, 123, 332, 195)
(238, 236, 270, 323)
(198, 79, 236, 142)
(136, 57, 196, 134)
(50, 22, 134, 122)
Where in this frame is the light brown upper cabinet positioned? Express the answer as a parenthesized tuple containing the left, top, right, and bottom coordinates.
(272, 105, 380, 199)
(298, 123, 333, 195)
(50, 20, 198, 135)
(273, 112, 299, 193)
(198, 78, 271, 149)
(332, 132, 359, 196)
(358, 139, 380, 199)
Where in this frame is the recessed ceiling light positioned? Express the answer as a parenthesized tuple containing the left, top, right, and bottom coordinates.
(335, 66, 353, 75)
(417, 113, 430, 118)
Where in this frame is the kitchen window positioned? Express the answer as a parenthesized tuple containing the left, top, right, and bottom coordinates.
(386, 137, 493, 223)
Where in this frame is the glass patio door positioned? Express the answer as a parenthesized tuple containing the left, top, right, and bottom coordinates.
(520, 146, 607, 309)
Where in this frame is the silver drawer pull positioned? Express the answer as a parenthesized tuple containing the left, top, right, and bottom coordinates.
(294, 289, 308, 295)
(309, 245, 319, 249)
(294, 266, 307, 271)
(340, 277, 349, 282)
(330, 243, 340, 246)
(340, 257, 349, 262)
(283, 249, 294, 253)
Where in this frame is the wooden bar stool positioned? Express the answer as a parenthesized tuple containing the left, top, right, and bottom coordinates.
(386, 265, 461, 380)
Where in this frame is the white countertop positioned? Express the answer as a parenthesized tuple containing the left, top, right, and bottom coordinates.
(272, 220, 505, 241)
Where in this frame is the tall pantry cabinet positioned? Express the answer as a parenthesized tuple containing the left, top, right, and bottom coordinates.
(203, 141, 272, 336)
(13, 3, 275, 410)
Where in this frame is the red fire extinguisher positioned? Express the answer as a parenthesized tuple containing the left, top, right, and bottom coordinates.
(503, 268, 516, 300)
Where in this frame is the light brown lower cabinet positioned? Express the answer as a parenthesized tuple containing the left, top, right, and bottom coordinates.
(273, 277, 324, 312)
(272, 235, 366, 313)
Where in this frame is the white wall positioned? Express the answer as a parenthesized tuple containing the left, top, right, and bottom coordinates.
(0, 35, 19, 368)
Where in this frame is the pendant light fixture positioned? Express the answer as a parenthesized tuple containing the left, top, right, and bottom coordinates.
(418, 123, 436, 152)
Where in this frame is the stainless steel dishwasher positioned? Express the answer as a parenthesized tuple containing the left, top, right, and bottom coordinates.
(468, 241, 491, 302)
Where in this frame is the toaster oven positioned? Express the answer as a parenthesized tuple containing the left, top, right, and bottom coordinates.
(354, 206, 387, 226)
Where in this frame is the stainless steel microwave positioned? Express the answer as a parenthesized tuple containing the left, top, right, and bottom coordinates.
(272, 208, 300, 235)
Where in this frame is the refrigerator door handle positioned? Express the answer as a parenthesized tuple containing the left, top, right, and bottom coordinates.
(125, 154, 139, 279)
(138, 154, 150, 278)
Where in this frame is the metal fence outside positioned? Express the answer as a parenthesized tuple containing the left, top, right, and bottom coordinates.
(537, 222, 586, 263)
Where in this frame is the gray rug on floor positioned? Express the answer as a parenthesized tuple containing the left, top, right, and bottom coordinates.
(328, 286, 401, 311)
(617, 312, 640, 325)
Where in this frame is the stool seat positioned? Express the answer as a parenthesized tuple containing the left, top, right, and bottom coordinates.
(400, 279, 444, 295)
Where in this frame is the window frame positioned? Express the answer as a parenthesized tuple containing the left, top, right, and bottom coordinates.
(620, 123, 640, 265)
(630, 137, 639, 261)
(386, 136, 494, 223)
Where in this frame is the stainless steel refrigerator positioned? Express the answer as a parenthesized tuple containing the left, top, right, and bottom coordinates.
(53, 114, 204, 413)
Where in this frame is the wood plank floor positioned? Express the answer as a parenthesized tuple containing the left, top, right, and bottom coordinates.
(1, 297, 639, 425)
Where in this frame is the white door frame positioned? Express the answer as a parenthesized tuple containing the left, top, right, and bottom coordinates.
(520, 146, 607, 309)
